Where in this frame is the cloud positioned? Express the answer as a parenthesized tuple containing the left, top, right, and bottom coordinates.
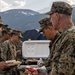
(48, 0, 75, 10)
(0, 0, 26, 12)
(66, 0, 75, 5)
(52, 0, 75, 5)
(0, 0, 75, 12)
(0, 0, 11, 12)
(12, 1, 26, 8)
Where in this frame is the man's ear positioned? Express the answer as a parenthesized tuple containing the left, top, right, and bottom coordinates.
(56, 13, 60, 21)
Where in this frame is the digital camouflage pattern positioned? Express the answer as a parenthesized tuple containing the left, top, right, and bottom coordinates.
(1, 30, 23, 60)
(43, 32, 60, 75)
(1, 40, 17, 60)
(0, 40, 4, 61)
(48, 23, 75, 75)
(0, 40, 18, 75)
(39, 17, 61, 75)
(47, 2, 72, 15)
(16, 41, 23, 60)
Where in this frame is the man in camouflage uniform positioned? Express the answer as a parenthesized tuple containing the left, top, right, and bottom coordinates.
(0, 24, 3, 61)
(39, 17, 60, 74)
(0, 28, 11, 61)
(1, 30, 22, 60)
(0, 17, 10, 75)
(15, 30, 23, 61)
(0, 29, 11, 43)
(0, 16, 6, 68)
(47, 1, 75, 75)
(0, 30, 23, 75)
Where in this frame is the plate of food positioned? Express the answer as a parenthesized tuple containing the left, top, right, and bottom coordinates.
(6, 60, 22, 67)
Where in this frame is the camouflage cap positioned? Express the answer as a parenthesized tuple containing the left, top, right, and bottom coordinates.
(11, 30, 23, 38)
(1, 29, 11, 35)
(6, 28, 12, 34)
(2, 24, 8, 30)
(39, 17, 52, 32)
(16, 30, 23, 38)
(47, 1, 72, 15)
(7, 28, 12, 31)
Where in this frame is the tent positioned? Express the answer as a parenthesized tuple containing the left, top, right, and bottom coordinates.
(22, 29, 47, 41)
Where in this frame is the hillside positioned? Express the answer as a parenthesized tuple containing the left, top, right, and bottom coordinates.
(0, 9, 48, 32)
(0, 7, 75, 32)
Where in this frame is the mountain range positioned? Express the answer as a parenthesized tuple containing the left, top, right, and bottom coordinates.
(0, 7, 75, 32)
(0, 9, 48, 32)
(38, 7, 50, 13)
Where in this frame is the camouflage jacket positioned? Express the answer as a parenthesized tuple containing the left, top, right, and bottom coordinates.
(0, 33, 3, 61)
(49, 23, 75, 75)
(1, 39, 17, 61)
(44, 32, 60, 74)
(0, 40, 22, 75)
(16, 41, 23, 60)
(0, 40, 4, 61)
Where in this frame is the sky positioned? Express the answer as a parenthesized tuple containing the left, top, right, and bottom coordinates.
(0, 0, 75, 12)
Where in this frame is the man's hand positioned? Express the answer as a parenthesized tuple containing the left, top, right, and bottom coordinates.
(0, 62, 7, 71)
